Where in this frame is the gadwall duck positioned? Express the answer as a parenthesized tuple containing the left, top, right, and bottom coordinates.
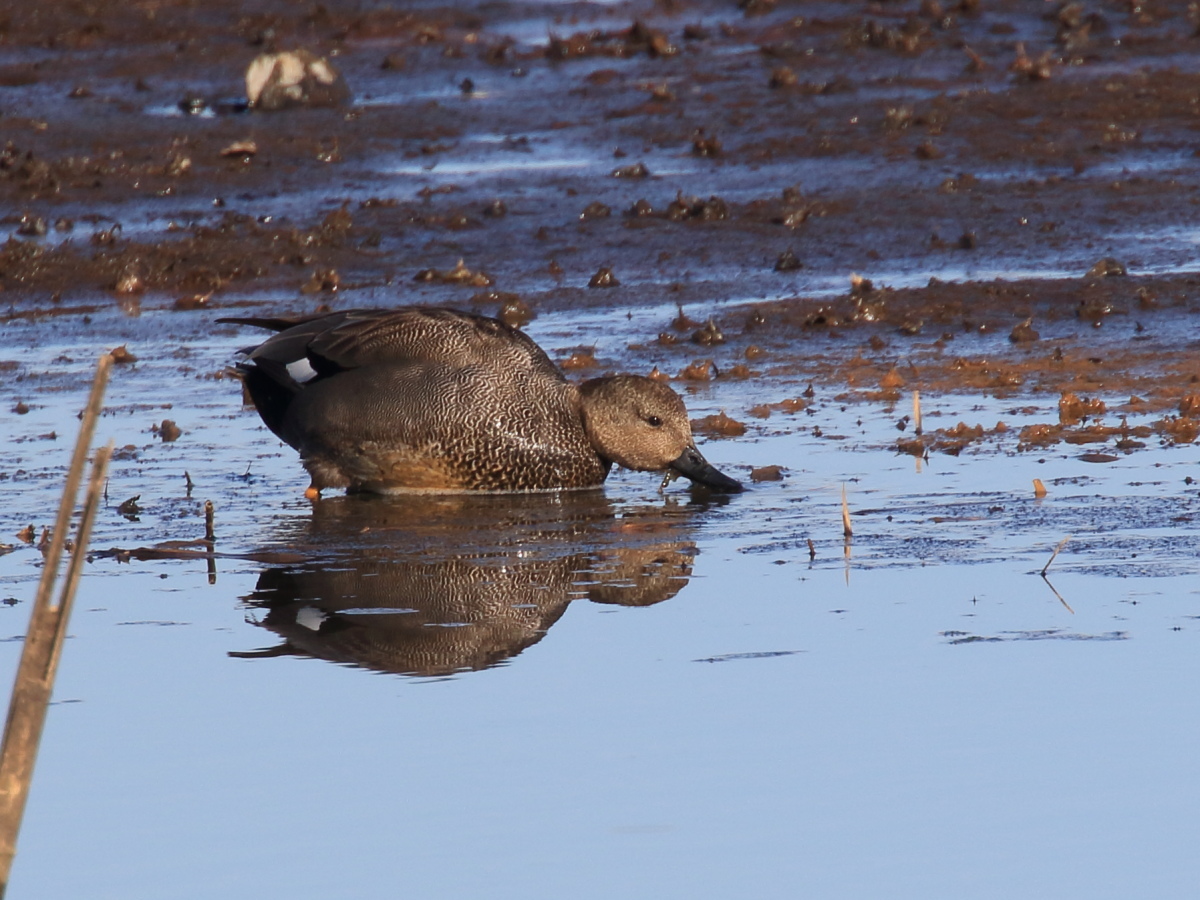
(222, 307, 742, 495)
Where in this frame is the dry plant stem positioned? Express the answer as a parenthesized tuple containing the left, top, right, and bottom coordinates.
(204, 500, 217, 584)
(0, 354, 112, 894)
(1041, 535, 1072, 576)
(841, 484, 853, 538)
(49, 443, 113, 671)
(34, 354, 112, 613)
(913, 390, 923, 435)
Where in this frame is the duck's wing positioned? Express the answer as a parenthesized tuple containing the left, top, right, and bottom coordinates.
(224, 307, 560, 380)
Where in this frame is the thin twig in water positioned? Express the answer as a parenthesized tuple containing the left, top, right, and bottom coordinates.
(841, 484, 853, 538)
(203, 500, 217, 584)
(1041, 535, 1071, 576)
(913, 390, 923, 435)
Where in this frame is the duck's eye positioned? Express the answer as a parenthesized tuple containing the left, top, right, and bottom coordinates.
(646, 415, 663, 428)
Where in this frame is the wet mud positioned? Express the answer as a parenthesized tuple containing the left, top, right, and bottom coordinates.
(4, 0, 1199, 410)
(2, 0, 1199, 580)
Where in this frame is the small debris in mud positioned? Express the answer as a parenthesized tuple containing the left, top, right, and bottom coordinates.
(579, 201, 611, 221)
(118, 496, 142, 520)
(560, 348, 597, 370)
(692, 411, 746, 437)
(114, 267, 144, 295)
(914, 141, 943, 161)
(301, 267, 340, 293)
(108, 345, 137, 364)
(588, 267, 619, 288)
(1059, 392, 1106, 424)
(680, 359, 716, 381)
(415, 259, 493, 287)
(12, 401, 29, 415)
(1156, 416, 1200, 445)
(1033, 478, 1048, 498)
(774, 250, 803, 272)
(611, 162, 650, 178)
(17, 213, 47, 237)
(1011, 43, 1053, 80)
(497, 297, 535, 327)
(849, 273, 874, 295)
(15, 525, 35, 544)
(769, 66, 798, 88)
(626, 198, 655, 217)
(245, 49, 349, 110)
(1076, 295, 1118, 323)
(164, 148, 192, 175)
(173, 293, 212, 311)
(748, 397, 808, 419)
(483, 199, 507, 217)
(1086, 257, 1127, 278)
(691, 319, 725, 346)
(220, 140, 258, 159)
(154, 420, 182, 442)
(750, 465, 784, 482)
(1009, 318, 1040, 343)
(691, 130, 722, 157)
(646, 84, 675, 102)
(666, 194, 728, 221)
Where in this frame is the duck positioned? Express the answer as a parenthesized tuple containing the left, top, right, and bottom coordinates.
(221, 307, 742, 496)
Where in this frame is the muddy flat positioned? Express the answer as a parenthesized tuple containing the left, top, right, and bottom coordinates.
(1, 1, 1199, 897)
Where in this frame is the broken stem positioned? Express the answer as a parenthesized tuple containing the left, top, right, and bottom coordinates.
(841, 484, 853, 539)
(1041, 535, 1071, 576)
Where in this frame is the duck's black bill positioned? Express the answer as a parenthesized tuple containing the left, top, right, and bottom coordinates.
(670, 445, 743, 493)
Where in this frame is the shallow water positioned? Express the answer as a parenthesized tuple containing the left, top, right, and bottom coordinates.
(2, 305, 1199, 899)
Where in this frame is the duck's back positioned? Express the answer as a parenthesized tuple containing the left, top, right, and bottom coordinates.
(235, 308, 610, 492)
(248, 307, 556, 375)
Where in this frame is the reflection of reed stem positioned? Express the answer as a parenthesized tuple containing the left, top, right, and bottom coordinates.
(0, 354, 112, 894)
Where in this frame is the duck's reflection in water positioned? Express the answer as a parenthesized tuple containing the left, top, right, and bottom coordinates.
(232, 491, 721, 676)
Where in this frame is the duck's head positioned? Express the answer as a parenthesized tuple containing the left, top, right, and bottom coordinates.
(578, 375, 743, 492)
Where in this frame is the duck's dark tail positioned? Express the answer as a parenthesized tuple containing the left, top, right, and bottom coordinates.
(235, 359, 300, 443)
(219, 317, 308, 444)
